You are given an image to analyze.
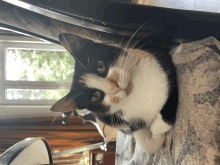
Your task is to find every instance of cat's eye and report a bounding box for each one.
[91,91,101,102]
[97,61,105,74]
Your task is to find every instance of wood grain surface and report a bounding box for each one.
[0,115,103,154]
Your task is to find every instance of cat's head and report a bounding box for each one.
[51,34,141,114]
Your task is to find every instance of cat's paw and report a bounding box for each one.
[134,128,165,154]
[116,90,126,100]
[150,113,172,135]
[110,96,121,104]
[109,90,127,105]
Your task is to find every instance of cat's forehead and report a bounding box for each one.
[69,39,125,92]
[79,42,122,60]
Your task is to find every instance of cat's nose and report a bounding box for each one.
[105,78,120,95]
[108,79,118,87]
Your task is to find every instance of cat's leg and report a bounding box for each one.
[150,113,172,135]
[97,112,129,129]
[133,128,165,153]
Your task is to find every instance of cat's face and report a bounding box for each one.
[51,34,142,114]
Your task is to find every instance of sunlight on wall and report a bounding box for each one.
[131,0,220,13]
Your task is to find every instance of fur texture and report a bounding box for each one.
[51,33,178,153]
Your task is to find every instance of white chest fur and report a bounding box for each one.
[81,48,169,127]
[110,49,169,126]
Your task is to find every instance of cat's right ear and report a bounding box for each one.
[58,33,90,57]
[50,93,78,112]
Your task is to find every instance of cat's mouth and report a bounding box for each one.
[105,78,133,96]
[106,68,134,96]
[105,78,133,105]
[124,81,133,96]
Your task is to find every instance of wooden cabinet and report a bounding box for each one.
[91,142,116,165]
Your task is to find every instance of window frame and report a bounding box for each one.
[0,41,72,106]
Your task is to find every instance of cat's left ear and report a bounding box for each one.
[58,33,91,57]
[50,93,78,112]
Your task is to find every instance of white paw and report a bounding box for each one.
[150,113,172,135]
[115,90,126,101]
[134,128,165,154]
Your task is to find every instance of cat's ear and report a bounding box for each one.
[50,94,78,112]
[58,33,91,56]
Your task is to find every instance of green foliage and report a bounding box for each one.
[8,49,75,82]
[40,89,68,100]
[7,49,74,99]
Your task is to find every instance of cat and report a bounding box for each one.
[51,33,178,154]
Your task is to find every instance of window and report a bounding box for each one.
[0,41,73,106]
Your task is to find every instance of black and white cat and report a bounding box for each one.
[51,33,178,153]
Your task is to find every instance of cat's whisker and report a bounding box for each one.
[122,46,140,81]
[124,43,134,65]
[51,92,83,125]
[65,93,84,110]
[133,41,152,56]
[76,95,87,109]
[122,50,136,85]
[88,57,98,75]
[124,45,151,78]
[121,30,155,84]
[81,95,88,109]
[117,54,124,83]
[108,61,113,69]
[51,93,82,125]
[91,57,96,69]
[51,112,60,126]
[121,49,133,85]
[127,57,140,75]
[121,25,152,79]
[125,55,137,72]
[88,52,92,68]
[125,51,135,69]
[131,29,157,50]
[123,23,148,51]
[118,37,124,48]
[131,23,149,48]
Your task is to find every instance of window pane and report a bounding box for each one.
[6,89,69,100]
[6,49,75,82]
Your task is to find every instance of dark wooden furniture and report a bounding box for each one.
[91,143,116,165]
[0,116,103,154]
[1,0,220,47]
